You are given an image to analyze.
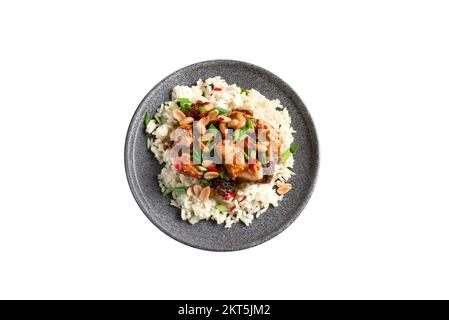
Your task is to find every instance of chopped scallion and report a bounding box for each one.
[163,187,173,196]
[282,145,299,161]
[282,149,292,162]
[144,112,151,126]
[177,98,192,111]
[209,123,218,135]
[215,204,228,212]
[177,98,192,104]
[246,119,254,130]
[173,187,186,194]
[216,106,231,115]
[233,127,248,142]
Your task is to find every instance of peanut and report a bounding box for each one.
[172,109,186,122]
[201,132,214,142]
[193,184,202,196]
[204,103,215,112]
[204,171,220,180]
[199,186,211,201]
[219,122,228,135]
[199,116,210,126]
[179,117,194,126]
[277,183,292,195]
[217,115,231,123]
[201,159,215,167]
[227,119,240,129]
[208,109,219,121]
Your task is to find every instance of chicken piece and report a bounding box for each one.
[228,111,248,128]
[170,124,203,179]
[225,163,247,180]
[174,162,203,179]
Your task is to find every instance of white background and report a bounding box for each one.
[0,0,448,300]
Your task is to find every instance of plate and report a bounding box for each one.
[125,60,319,251]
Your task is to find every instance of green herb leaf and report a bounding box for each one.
[163,187,173,196]
[200,179,209,186]
[246,118,254,130]
[197,165,208,172]
[290,145,299,153]
[173,187,186,194]
[216,106,231,115]
[144,112,151,126]
[243,151,249,160]
[199,107,206,114]
[215,204,228,213]
[154,114,161,124]
[240,88,249,94]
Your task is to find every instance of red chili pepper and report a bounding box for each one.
[199,114,206,118]
[238,196,247,203]
[223,192,236,200]
[230,205,236,212]
[213,87,222,91]
[207,166,221,173]
[174,162,183,172]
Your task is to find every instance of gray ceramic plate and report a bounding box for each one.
[125,60,319,251]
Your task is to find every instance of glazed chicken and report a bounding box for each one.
[170,109,279,184]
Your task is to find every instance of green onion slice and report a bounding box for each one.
[215,204,228,212]
[216,106,231,115]
[209,123,218,134]
[173,187,186,194]
[163,187,173,196]
[246,119,254,130]
[282,149,292,162]
[177,98,192,104]
[144,112,151,126]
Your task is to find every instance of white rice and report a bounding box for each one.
[146,77,295,228]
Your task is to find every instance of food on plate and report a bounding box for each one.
[145,77,297,228]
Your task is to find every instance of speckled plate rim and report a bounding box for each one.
[125,59,319,251]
